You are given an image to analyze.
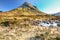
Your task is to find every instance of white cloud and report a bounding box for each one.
[44,8,60,14]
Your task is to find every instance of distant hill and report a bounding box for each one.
[53,12,60,16]
[0,11,2,12]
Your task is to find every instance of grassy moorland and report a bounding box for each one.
[0,15,59,40]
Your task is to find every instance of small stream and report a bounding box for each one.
[38,20,60,27]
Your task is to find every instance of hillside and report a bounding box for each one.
[0,2,58,21]
[0,2,46,16]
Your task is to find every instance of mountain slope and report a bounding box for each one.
[0,2,58,21]
[0,2,46,17]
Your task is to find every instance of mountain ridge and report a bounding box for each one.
[21,2,38,10]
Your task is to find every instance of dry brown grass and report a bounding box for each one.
[0,16,59,40]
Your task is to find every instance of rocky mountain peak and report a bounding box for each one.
[21,2,38,10]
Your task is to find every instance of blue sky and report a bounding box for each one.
[0,0,60,14]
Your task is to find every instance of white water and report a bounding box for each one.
[38,20,60,27]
